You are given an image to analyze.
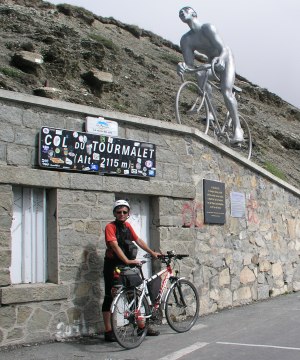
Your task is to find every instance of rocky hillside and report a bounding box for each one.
[0,0,299,189]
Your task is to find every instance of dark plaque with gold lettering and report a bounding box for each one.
[203,179,225,224]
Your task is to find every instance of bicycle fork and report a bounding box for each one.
[165,277,188,311]
[187,95,206,115]
[172,281,187,308]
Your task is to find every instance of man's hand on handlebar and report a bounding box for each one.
[212,56,225,72]
[143,251,162,260]
[177,62,197,75]
[151,250,162,259]
[177,61,187,76]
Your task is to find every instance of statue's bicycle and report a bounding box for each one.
[175,62,252,160]
[110,251,199,349]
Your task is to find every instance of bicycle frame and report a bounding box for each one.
[184,65,234,141]
[137,262,179,317]
[110,253,190,314]
[116,254,189,321]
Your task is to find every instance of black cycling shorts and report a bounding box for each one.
[102,259,122,312]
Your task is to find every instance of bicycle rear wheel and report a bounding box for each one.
[111,288,150,349]
[165,279,199,333]
[175,81,210,133]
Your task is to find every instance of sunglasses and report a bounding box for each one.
[116,210,128,215]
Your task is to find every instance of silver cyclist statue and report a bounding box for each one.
[177,6,244,143]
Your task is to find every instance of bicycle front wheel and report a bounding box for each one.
[175,81,210,133]
[165,279,199,333]
[111,288,150,349]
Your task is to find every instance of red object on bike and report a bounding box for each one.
[113,268,120,279]
[135,310,145,329]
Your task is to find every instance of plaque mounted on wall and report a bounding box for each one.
[203,179,226,224]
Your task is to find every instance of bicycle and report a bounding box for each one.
[110,251,199,349]
[175,62,252,160]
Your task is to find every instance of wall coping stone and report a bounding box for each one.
[0,166,195,198]
[0,89,299,197]
[0,283,69,304]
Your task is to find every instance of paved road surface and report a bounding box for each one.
[1,292,300,360]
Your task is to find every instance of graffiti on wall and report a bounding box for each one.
[246,194,260,224]
[56,321,81,341]
[181,201,204,228]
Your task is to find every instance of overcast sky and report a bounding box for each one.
[48,0,300,108]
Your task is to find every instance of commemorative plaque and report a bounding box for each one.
[203,179,225,224]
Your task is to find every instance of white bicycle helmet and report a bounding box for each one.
[113,199,130,212]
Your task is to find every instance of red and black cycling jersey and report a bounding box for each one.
[105,221,138,260]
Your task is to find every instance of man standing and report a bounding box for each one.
[177,6,244,143]
[102,199,160,342]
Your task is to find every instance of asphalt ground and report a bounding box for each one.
[1,291,300,360]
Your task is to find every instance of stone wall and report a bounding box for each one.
[0,89,299,347]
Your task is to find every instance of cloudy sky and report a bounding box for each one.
[48,0,300,108]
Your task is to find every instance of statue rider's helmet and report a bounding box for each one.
[179,7,197,18]
[113,199,130,214]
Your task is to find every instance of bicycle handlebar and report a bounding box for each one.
[184,63,212,73]
[142,251,189,264]
[157,252,189,263]
[180,59,220,83]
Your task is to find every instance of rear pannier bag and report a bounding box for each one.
[120,267,143,287]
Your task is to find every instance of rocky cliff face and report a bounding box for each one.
[1,0,299,188]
